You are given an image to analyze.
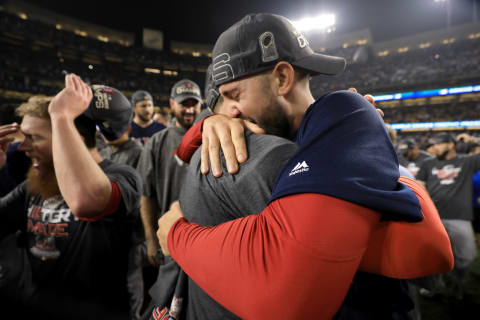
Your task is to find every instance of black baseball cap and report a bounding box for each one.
[211,13,346,87]
[170,79,202,104]
[131,90,153,107]
[397,139,417,153]
[83,85,133,141]
[428,132,456,145]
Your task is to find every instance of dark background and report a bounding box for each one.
[23,0,480,45]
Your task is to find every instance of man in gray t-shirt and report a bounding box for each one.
[417,132,480,299]
[137,80,202,268]
[149,119,297,320]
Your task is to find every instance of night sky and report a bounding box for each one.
[24,0,479,45]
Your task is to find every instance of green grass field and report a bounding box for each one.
[419,248,480,320]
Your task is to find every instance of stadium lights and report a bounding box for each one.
[291,14,336,32]
[373,85,480,102]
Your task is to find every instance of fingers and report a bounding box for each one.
[0,124,19,150]
[376,108,385,118]
[364,94,375,106]
[65,73,74,90]
[243,120,265,135]
[0,123,20,138]
[350,89,384,119]
[201,134,210,175]
[208,128,223,177]
[201,115,250,177]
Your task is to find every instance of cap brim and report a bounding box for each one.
[174,94,202,104]
[293,53,346,76]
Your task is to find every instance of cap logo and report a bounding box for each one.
[93,86,112,110]
[259,31,279,63]
[213,53,234,83]
[176,84,201,96]
[292,29,309,49]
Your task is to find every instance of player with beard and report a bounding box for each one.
[156,14,453,319]
[136,79,202,307]
[130,90,166,145]
[0,75,142,320]
[417,132,480,300]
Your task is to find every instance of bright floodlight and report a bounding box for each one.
[291,14,336,32]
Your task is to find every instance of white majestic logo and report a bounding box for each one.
[289,161,310,176]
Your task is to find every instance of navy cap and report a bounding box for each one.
[211,13,346,87]
[131,90,153,107]
[83,85,133,141]
[170,79,202,103]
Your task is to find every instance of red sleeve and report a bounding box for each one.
[173,117,206,163]
[78,181,122,222]
[168,193,380,319]
[360,177,454,278]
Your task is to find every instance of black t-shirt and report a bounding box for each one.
[130,121,166,145]
[0,159,142,315]
[417,153,480,220]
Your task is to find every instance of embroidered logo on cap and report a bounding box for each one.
[213,53,235,83]
[292,29,309,49]
[259,31,279,63]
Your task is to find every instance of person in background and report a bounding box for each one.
[386,125,415,179]
[103,125,145,320]
[0,102,30,197]
[130,90,166,145]
[397,138,433,178]
[136,79,202,313]
[153,107,170,127]
[417,132,480,300]
[0,76,142,319]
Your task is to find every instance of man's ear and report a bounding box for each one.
[272,61,295,96]
[169,98,175,111]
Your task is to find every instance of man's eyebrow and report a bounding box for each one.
[221,87,239,97]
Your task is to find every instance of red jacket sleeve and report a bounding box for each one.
[360,177,454,278]
[173,117,206,163]
[168,194,380,319]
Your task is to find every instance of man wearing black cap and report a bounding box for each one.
[130,90,166,145]
[156,13,453,319]
[0,75,142,319]
[136,79,201,269]
[417,132,480,300]
[397,138,433,178]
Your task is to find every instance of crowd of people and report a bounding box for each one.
[0,9,479,320]
[2,11,480,104]
[383,100,480,123]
